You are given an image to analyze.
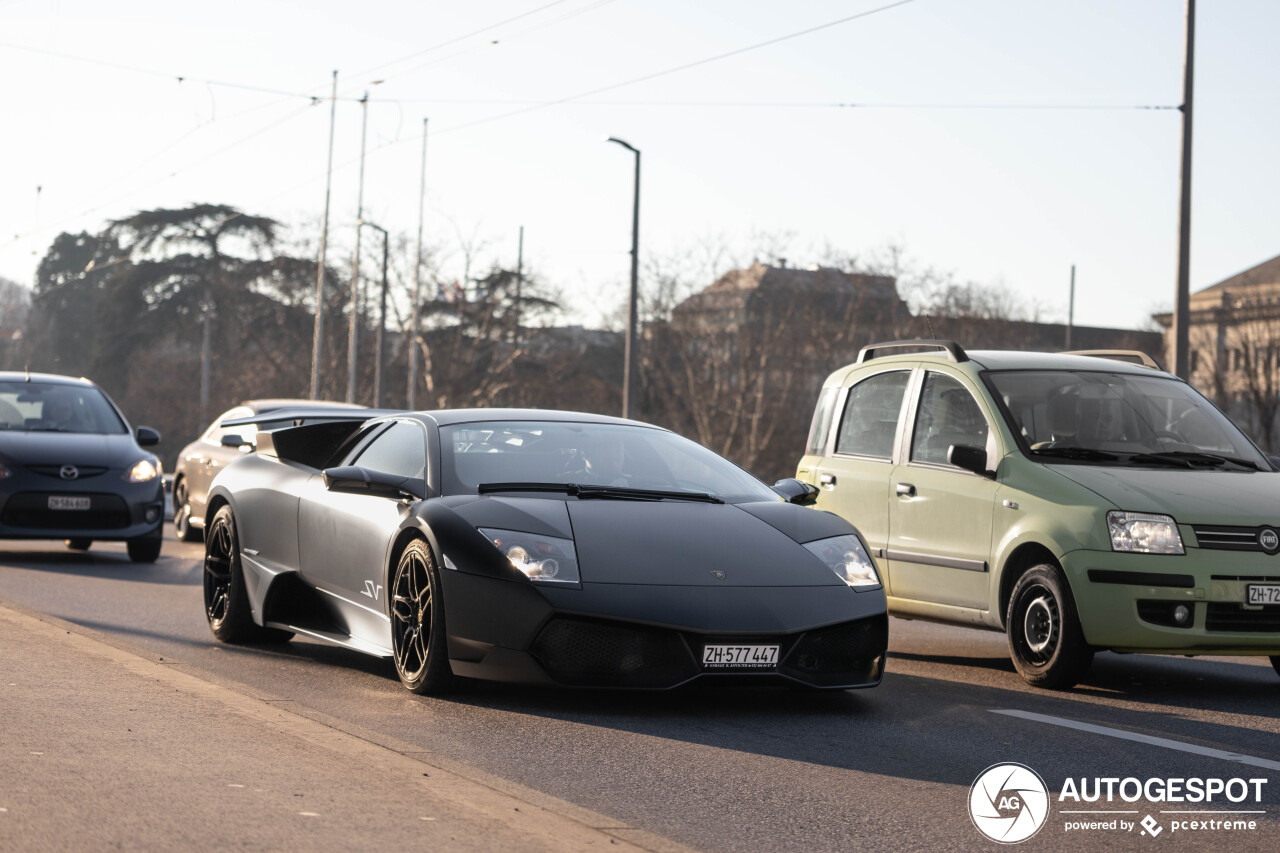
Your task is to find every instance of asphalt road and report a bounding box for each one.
[2,531,1278,852]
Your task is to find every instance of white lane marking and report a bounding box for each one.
[993,710,1280,772]
[227,784,244,788]
[298,812,320,817]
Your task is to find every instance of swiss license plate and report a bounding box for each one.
[48,496,91,511]
[702,644,779,669]
[1246,584,1280,605]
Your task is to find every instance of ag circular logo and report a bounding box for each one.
[969,763,1050,844]
[1259,528,1279,554]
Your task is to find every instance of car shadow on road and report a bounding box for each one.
[0,548,202,585]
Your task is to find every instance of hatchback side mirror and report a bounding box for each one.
[772,477,820,506]
[135,426,161,447]
[221,434,252,449]
[948,444,993,478]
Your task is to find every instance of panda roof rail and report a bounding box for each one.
[856,340,968,364]
[1063,350,1163,370]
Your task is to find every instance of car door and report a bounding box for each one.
[297,419,429,615]
[886,369,1000,610]
[186,406,251,523]
[811,368,914,595]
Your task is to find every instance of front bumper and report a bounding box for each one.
[439,571,889,689]
[0,479,165,542]
[1065,548,1280,654]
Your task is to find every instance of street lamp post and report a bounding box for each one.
[361,220,391,409]
[606,136,640,420]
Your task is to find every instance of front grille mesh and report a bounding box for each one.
[1205,603,1280,633]
[0,493,131,530]
[780,614,888,687]
[531,618,698,688]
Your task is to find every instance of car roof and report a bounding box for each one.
[830,349,1172,380]
[242,398,365,414]
[416,408,663,429]
[0,371,98,388]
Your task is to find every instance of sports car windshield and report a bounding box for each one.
[441,421,779,503]
[987,370,1269,469]
[0,381,126,434]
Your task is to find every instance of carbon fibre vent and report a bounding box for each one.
[780,614,888,687]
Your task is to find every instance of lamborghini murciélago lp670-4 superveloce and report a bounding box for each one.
[201,408,888,693]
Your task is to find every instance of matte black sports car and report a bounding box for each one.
[172,399,367,542]
[0,372,165,562]
[203,409,888,692]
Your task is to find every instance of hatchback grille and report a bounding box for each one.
[27,465,110,480]
[1193,525,1271,552]
[1204,603,1280,633]
[0,493,131,530]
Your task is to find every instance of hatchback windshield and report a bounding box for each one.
[441,421,778,503]
[0,381,126,434]
[986,370,1269,469]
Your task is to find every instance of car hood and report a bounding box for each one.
[566,500,841,587]
[1047,465,1280,526]
[0,431,143,468]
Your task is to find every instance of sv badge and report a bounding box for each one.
[362,580,383,601]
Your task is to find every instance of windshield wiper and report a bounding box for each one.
[477,482,723,503]
[1129,451,1260,471]
[1030,446,1120,462]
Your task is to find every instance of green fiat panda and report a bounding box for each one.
[797,340,1280,688]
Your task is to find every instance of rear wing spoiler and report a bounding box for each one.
[221,408,401,470]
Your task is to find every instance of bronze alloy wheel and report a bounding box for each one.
[390,539,454,694]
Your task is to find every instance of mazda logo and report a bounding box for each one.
[710,570,726,580]
[59,465,79,480]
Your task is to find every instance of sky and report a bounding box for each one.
[3,0,1279,333]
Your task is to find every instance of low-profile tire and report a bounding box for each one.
[1006,564,1093,689]
[390,538,454,694]
[1271,656,1280,679]
[65,538,92,552]
[173,478,202,543]
[127,536,162,563]
[203,506,292,644]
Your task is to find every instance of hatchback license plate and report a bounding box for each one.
[1246,584,1280,605]
[48,496,91,511]
[702,644,779,669]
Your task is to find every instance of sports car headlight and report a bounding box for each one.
[125,458,161,483]
[478,528,581,585]
[804,534,881,589]
[1107,511,1184,555]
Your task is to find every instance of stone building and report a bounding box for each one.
[1154,254,1280,451]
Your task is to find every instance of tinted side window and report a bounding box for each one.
[835,371,911,458]
[911,373,990,465]
[353,421,427,479]
[805,387,839,456]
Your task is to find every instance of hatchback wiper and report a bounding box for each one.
[1129,451,1260,471]
[1030,446,1120,462]
[478,482,723,503]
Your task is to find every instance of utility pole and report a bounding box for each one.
[408,118,428,410]
[346,92,369,404]
[362,222,390,409]
[1065,264,1075,350]
[514,225,524,345]
[310,70,338,400]
[1171,0,1196,379]
[606,137,641,420]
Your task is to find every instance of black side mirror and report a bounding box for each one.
[948,444,993,478]
[221,434,252,449]
[772,477,820,506]
[135,426,161,447]
[323,466,426,501]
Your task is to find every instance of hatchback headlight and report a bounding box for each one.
[1108,511,1184,555]
[804,534,881,589]
[478,528,581,585]
[125,458,161,483]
